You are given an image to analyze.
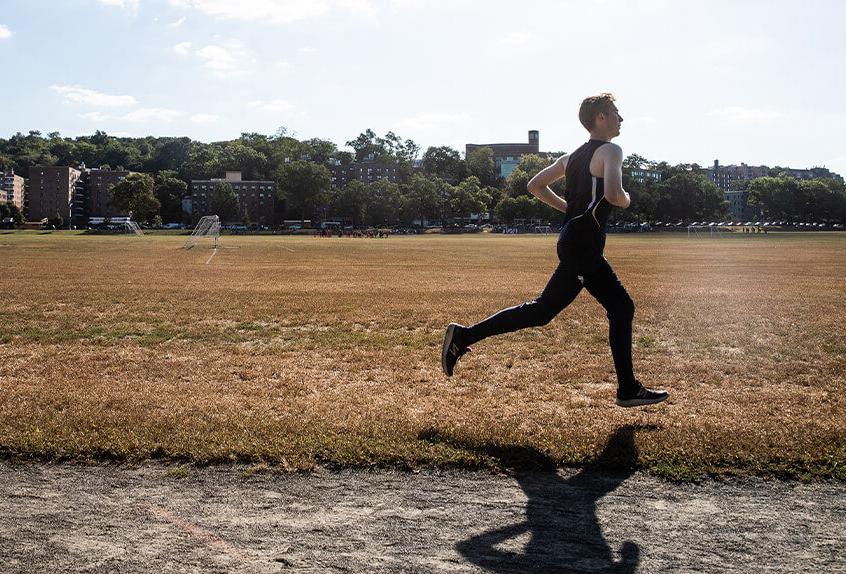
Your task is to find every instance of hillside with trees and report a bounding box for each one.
[1,130,843,227]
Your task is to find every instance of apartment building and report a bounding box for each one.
[330,161,400,189]
[85,168,131,220]
[27,166,82,223]
[703,160,769,191]
[190,171,277,223]
[466,130,540,178]
[2,169,25,210]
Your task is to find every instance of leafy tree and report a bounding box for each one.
[102,140,142,171]
[494,195,546,224]
[494,196,520,224]
[747,177,800,220]
[797,179,846,221]
[110,173,161,222]
[364,178,402,226]
[209,181,240,222]
[0,202,23,226]
[219,142,267,180]
[330,179,368,226]
[655,173,727,222]
[48,212,64,229]
[181,143,221,180]
[8,203,24,226]
[466,147,498,187]
[346,129,390,162]
[422,146,465,182]
[154,170,189,223]
[506,155,555,198]
[299,138,338,165]
[275,160,332,222]
[336,151,354,166]
[446,176,491,221]
[377,131,419,163]
[507,167,531,198]
[748,176,846,221]
[344,130,418,167]
[48,138,78,167]
[622,153,651,171]
[400,174,442,225]
[150,137,193,173]
[515,154,549,178]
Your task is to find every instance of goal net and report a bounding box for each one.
[184,215,221,249]
[687,225,729,238]
[124,221,144,236]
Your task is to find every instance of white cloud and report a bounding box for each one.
[0,25,12,40]
[248,99,294,112]
[120,107,185,122]
[169,0,330,24]
[173,41,193,55]
[175,41,254,76]
[388,0,423,11]
[168,0,383,23]
[298,47,317,54]
[501,31,531,46]
[50,84,138,107]
[189,113,219,124]
[396,112,470,130]
[195,44,239,71]
[168,16,187,27]
[95,0,140,12]
[706,106,786,122]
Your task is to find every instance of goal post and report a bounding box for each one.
[687,225,729,238]
[124,221,144,236]
[184,215,221,249]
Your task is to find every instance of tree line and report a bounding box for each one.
[1,129,844,227]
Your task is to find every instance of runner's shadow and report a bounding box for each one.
[420,424,651,573]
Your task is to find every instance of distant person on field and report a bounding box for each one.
[442,93,668,408]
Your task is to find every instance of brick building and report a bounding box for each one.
[27,166,82,223]
[702,160,769,191]
[190,171,277,223]
[330,161,400,189]
[2,169,25,210]
[84,168,131,221]
[466,130,540,178]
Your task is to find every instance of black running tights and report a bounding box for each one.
[463,254,637,390]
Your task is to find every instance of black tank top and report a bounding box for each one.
[559,139,613,257]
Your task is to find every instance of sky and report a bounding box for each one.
[1,0,845,174]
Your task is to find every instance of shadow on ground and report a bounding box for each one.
[420,424,654,573]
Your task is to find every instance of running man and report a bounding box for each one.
[442,93,668,408]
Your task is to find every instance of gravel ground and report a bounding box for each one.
[0,459,843,574]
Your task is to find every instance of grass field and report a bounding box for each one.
[0,230,844,480]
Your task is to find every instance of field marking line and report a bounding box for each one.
[142,502,249,561]
[206,248,218,265]
[282,246,295,252]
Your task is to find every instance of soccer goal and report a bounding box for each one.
[184,215,221,249]
[124,221,144,236]
[687,225,728,238]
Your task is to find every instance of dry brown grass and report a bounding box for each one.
[0,230,844,479]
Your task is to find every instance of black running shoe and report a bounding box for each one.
[616,382,669,408]
[442,323,470,377]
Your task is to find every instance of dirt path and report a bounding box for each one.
[1,461,843,574]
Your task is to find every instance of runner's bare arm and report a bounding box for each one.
[527,155,569,213]
[603,144,630,208]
